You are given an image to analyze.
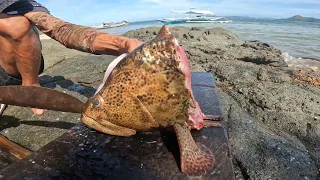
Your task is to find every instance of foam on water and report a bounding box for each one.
[282,52,320,71]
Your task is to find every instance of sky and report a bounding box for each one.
[37,0,320,26]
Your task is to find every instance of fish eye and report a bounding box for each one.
[92,99,100,107]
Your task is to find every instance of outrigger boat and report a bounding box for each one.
[157,8,232,24]
[92,20,129,30]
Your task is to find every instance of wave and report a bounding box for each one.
[282,52,320,71]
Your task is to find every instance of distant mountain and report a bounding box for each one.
[283,15,320,22]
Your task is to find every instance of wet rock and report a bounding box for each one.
[40,40,90,71]
[218,89,319,180]
[124,26,320,179]
[124,26,287,67]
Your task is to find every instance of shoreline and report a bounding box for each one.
[39,29,320,72]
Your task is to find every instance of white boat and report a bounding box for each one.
[157,8,232,24]
[93,21,129,30]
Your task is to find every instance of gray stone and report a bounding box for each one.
[218,89,319,180]
[124,26,320,179]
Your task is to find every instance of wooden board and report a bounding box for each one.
[0,135,32,171]
[0,72,235,180]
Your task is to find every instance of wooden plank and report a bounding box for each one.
[0,72,235,180]
[0,135,32,171]
[0,135,32,160]
[191,72,224,120]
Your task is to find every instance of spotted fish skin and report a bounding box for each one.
[81,25,216,176]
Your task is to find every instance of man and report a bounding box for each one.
[0,0,143,115]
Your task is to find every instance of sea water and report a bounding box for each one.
[102,18,320,69]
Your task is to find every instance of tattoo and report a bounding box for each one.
[28,12,103,53]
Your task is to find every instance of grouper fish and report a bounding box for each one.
[81,25,218,176]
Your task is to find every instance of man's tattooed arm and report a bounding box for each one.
[24,12,129,55]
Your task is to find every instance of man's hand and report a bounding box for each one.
[118,38,143,54]
[91,34,144,56]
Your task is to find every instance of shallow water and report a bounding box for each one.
[102,18,320,65]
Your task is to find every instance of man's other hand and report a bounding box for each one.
[119,38,143,54]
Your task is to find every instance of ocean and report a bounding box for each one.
[102,17,320,68]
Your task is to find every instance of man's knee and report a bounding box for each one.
[0,13,34,40]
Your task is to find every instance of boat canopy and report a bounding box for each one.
[171,10,215,15]
[157,8,232,24]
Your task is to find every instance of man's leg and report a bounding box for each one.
[0,54,44,115]
[0,64,18,116]
[0,13,44,115]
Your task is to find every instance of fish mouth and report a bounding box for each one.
[81,113,109,133]
[82,113,95,124]
[81,114,103,131]
[81,114,136,136]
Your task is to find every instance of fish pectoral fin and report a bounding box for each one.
[127,92,159,129]
[173,123,215,176]
[82,114,136,137]
[99,83,159,131]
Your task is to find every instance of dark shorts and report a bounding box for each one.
[0,54,44,86]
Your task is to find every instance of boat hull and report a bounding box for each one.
[186,20,232,23]
[157,8,232,25]
[157,19,232,24]
[92,21,129,29]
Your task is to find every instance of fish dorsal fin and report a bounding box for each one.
[155,25,171,38]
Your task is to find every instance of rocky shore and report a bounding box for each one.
[1,26,319,179]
